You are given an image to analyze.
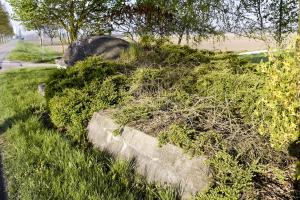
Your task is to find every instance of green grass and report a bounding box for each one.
[239,53,268,63]
[0,68,179,200]
[7,41,61,63]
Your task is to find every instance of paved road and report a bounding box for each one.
[0,40,18,66]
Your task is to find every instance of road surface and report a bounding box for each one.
[0,40,18,69]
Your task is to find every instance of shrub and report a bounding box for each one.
[114,98,159,125]
[195,68,264,121]
[254,53,300,149]
[118,40,243,68]
[49,75,129,143]
[47,58,131,143]
[130,67,195,96]
[196,152,256,200]
[45,57,132,101]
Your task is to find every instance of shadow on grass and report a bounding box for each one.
[0,154,7,200]
[0,106,52,135]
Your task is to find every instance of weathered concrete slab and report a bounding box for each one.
[87,111,210,199]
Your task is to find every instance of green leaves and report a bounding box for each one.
[0,3,13,38]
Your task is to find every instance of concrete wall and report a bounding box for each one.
[87,111,210,199]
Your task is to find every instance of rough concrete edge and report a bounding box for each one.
[87,111,211,199]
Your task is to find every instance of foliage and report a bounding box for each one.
[0,68,179,200]
[47,57,131,143]
[0,3,14,42]
[112,0,223,42]
[44,42,299,199]
[228,0,298,46]
[45,57,132,101]
[7,41,60,63]
[8,0,112,43]
[119,40,240,68]
[253,53,300,149]
[113,44,299,199]
[196,152,256,200]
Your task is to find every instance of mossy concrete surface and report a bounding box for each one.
[88,111,210,199]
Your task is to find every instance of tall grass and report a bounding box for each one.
[0,68,179,200]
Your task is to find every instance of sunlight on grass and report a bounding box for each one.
[7,42,61,63]
[0,68,179,200]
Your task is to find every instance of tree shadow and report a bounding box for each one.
[0,153,7,200]
[0,106,55,136]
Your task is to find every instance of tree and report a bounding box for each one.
[111,0,223,44]
[228,0,298,47]
[172,0,223,44]
[9,0,112,44]
[43,25,58,45]
[0,3,14,43]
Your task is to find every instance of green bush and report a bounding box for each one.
[113,48,298,199]
[45,57,132,101]
[45,43,299,199]
[49,74,129,143]
[119,40,242,68]
[195,68,264,121]
[254,53,300,149]
[196,152,256,200]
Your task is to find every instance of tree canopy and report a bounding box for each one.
[9,0,112,44]
[226,0,298,46]
[0,3,14,42]
[7,0,300,47]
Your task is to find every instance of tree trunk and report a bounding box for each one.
[178,31,184,45]
[68,24,78,44]
[58,35,65,54]
[186,29,190,45]
[277,0,283,47]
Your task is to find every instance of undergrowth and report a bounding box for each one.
[45,41,299,199]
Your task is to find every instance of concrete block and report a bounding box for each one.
[87,111,210,199]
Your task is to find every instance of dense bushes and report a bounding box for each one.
[45,57,132,101]
[253,54,300,149]
[119,40,246,68]
[45,43,299,199]
[114,48,299,199]
[46,57,131,143]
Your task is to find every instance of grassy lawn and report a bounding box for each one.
[7,42,61,63]
[0,68,178,200]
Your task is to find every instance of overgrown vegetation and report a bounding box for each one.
[0,68,179,200]
[5,41,298,199]
[7,41,60,63]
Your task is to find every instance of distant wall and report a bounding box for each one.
[88,111,210,199]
